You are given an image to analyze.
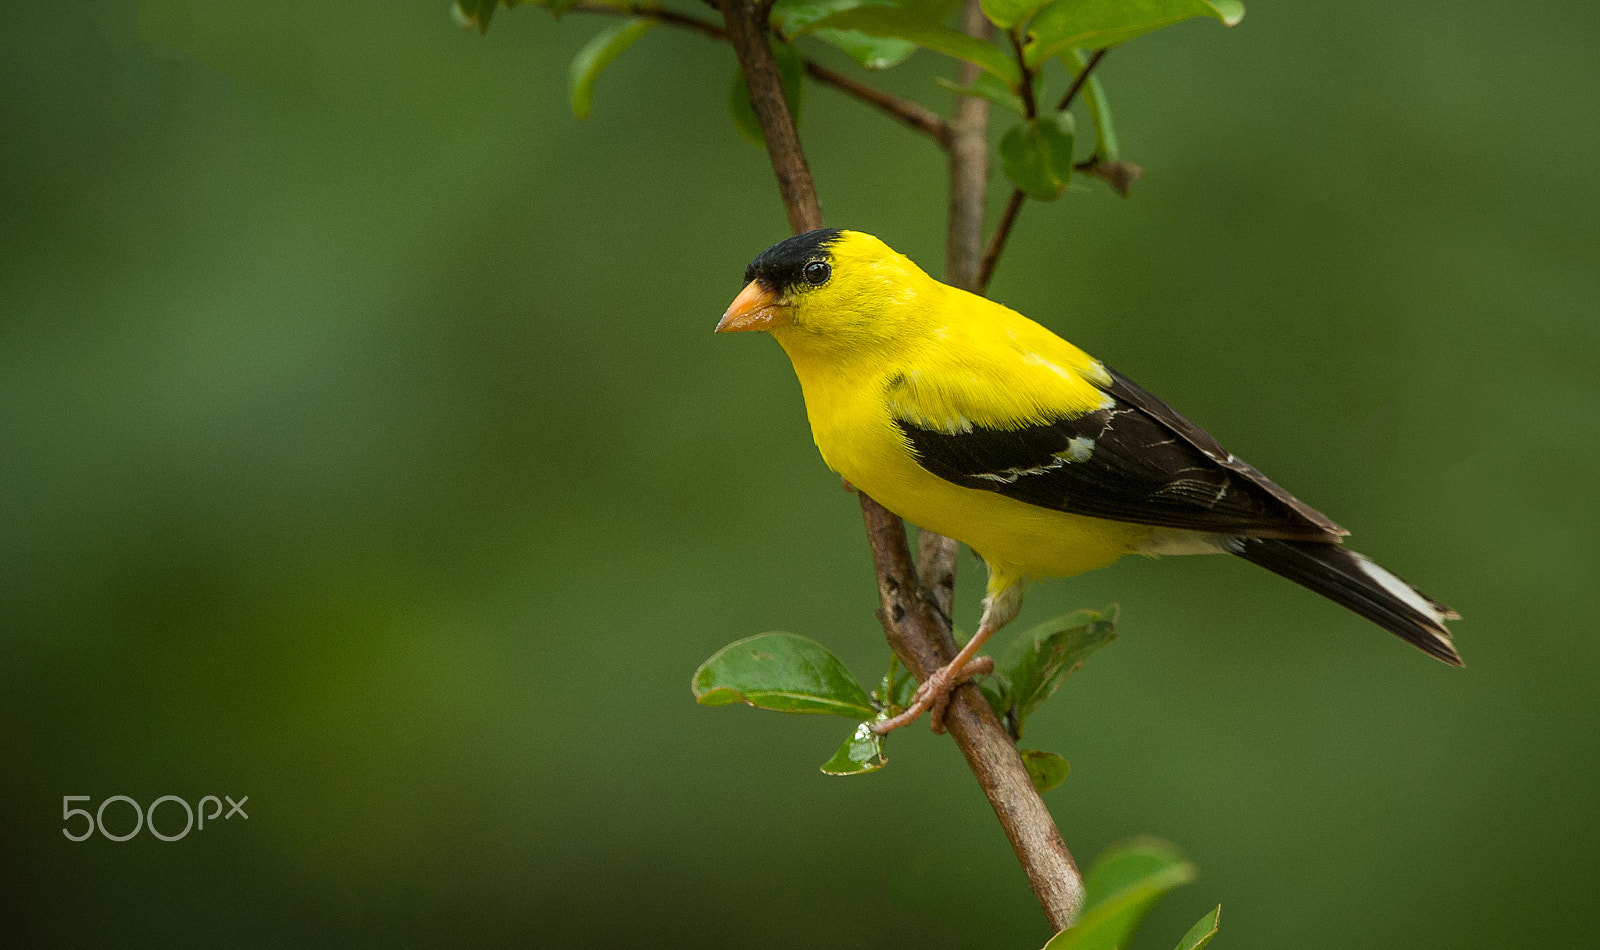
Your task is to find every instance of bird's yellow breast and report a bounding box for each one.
[772,284,1155,592]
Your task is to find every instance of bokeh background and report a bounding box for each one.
[4,1,1597,946]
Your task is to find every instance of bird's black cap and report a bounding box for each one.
[744,228,843,291]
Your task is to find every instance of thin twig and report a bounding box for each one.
[976,48,1111,294]
[568,3,728,40]
[1056,47,1108,112]
[976,187,1025,294]
[1008,28,1039,119]
[805,61,951,147]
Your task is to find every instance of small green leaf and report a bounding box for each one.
[821,721,889,774]
[772,0,869,31]
[1084,839,1196,908]
[816,29,920,69]
[998,112,1076,201]
[1043,839,1198,950]
[728,41,805,145]
[1026,0,1243,67]
[998,605,1116,731]
[980,680,1008,723]
[1019,749,1070,792]
[989,606,1115,736]
[980,0,1051,30]
[935,72,1025,115]
[1175,905,1221,950]
[876,660,919,710]
[798,6,1022,88]
[693,632,877,718]
[773,0,918,69]
[1037,110,1076,187]
[568,18,658,119]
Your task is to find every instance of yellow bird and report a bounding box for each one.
[718,229,1460,733]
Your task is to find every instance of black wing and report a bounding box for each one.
[893,366,1345,541]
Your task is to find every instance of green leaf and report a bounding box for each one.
[1175,905,1221,950]
[798,6,1023,88]
[821,721,889,774]
[568,18,658,120]
[1043,839,1198,950]
[693,632,877,718]
[815,29,919,69]
[991,607,1116,734]
[935,72,1025,115]
[773,0,918,70]
[774,0,880,30]
[999,112,1076,201]
[728,41,806,145]
[875,660,919,710]
[980,0,1052,30]
[980,680,1009,723]
[1019,749,1070,792]
[1026,0,1244,67]
[995,605,1116,733]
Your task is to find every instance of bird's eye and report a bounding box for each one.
[802,260,831,285]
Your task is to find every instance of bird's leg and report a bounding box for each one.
[872,582,1024,735]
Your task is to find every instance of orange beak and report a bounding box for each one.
[716,280,792,333]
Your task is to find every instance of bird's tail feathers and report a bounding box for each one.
[1232,538,1462,666]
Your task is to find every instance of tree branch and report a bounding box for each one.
[717,0,1084,929]
[860,495,1085,932]
[718,0,823,232]
[943,0,992,294]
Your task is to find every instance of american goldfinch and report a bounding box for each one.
[718,229,1460,733]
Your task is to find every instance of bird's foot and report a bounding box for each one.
[871,655,994,735]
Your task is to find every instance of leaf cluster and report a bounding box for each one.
[691,608,1115,790]
[456,0,1242,199]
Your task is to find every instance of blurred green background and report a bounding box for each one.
[3,1,1597,946]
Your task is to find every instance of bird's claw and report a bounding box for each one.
[871,655,994,735]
